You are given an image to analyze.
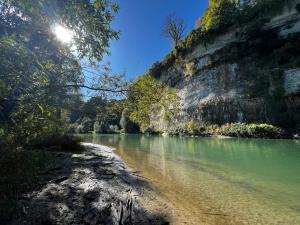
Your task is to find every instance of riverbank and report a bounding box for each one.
[86,122,298,139]
[5,143,170,225]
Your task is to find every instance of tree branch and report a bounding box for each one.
[62,84,129,93]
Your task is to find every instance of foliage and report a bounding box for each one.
[149,0,296,78]
[185,121,203,135]
[0,0,119,146]
[120,108,140,133]
[168,122,284,138]
[128,75,165,131]
[215,123,284,138]
[68,97,125,134]
[127,74,180,132]
[202,0,240,32]
[76,117,94,133]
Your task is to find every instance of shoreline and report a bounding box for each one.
[88,132,299,140]
[8,143,170,225]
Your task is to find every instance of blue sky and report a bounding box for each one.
[103,0,209,81]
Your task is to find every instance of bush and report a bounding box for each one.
[185,121,202,135]
[81,117,94,133]
[67,123,78,134]
[202,0,240,32]
[167,122,284,138]
[70,118,94,134]
[216,123,284,138]
[168,121,206,136]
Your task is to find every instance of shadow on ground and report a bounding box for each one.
[8,144,170,225]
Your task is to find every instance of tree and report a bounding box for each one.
[127,75,164,131]
[162,14,186,46]
[120,108,139,133]
[0,0,122,144]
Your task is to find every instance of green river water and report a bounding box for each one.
[80,134,300,224]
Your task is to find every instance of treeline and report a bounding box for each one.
[67,96,139,134]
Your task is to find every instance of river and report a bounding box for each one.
[79,134,300,224]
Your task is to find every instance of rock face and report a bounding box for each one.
[151,3,300,132]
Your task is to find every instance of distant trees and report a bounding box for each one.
[68,96,126,134]
[162,14,186,46]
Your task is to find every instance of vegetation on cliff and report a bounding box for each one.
[149,0,298,79]
[123,0,300,136]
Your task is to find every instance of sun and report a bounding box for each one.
[53,24,73,44]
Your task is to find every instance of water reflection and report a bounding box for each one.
[79,134,300,224]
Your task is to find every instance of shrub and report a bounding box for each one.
[167,121,207,136]
[202,0,240,32]
[185,121,201,135]
[168,123,284,138]
[67,123,78,134]
[216,123,284,138]
[81,117,94,133]
[149,62,163,78]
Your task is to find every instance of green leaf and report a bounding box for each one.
[1,37,14,46]
[38,105,44,114]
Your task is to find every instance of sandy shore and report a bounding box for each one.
[9,143,171,225]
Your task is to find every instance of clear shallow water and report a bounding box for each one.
[79,134,300,224]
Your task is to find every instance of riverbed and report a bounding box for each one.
[79,134,300,225]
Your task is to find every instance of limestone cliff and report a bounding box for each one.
[150,2,300,132]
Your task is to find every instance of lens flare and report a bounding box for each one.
[53,24,73,44]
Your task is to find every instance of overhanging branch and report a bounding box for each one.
[62,84,129,93]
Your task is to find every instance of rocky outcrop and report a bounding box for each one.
[151,3,300,132]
